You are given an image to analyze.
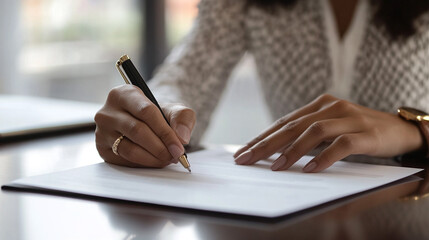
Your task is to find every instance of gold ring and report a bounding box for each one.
[112,135,124,156]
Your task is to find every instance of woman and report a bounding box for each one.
[95,0,429,172]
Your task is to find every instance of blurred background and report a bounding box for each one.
[0,0,271,144]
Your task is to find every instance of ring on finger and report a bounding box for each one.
[112,134,125,156]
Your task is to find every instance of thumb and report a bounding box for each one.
[162,103,196,144]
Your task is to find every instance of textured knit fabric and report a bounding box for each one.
[150,0,429,145]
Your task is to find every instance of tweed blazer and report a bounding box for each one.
[150,0,429,144]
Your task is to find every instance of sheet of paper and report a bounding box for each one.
[5,148,422,217]
[0,95,101,138]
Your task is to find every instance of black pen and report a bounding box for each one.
[116,54,191,172]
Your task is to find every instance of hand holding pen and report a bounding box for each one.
[94,55,195,171]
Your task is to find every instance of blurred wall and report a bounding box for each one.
[0,1,21,93]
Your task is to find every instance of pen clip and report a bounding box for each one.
[116,55,131,84]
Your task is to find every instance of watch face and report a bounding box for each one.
[398,107,429,121]
[401,107,427,116]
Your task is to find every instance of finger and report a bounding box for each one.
[99,110,176,164]
[117,86,186,160]
[108,136,171,168]
[235,102,347,165]
[98,133,170,168]
[100,148,145,168]
[234,126,299,166]
[271,117,366,171]
[162,104,196,144]
[302,132,376,173]
[234,94,337,157]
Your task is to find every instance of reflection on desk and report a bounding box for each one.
[1,132,429,240]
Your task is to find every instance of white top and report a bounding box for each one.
[323,0,368,100]
[149,0,429,145]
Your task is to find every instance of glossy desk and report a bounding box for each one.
[1,132,429,240]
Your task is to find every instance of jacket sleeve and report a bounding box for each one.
[149,0,248,145]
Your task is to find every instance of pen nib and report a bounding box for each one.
[178,155,191,173]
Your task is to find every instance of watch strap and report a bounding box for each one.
[419,120,429,158]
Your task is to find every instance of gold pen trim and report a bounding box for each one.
[179,155,191,173]
[118,54,130,63]
[116,54,131,84]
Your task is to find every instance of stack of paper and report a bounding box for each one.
[3,148,421,218]
[0,95,101,138]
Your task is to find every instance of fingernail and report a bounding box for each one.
[271,155,287,171]
[303,162,317,173]
[168,144,183,163]
[235,150,253,165]
[176,124,191,143]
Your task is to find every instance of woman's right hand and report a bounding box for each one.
[94,85,196,168]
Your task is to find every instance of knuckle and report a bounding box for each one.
[275,116,288,126]
[131,126,148,142]
[284,144,300,159]
[94,110,109,125]
[158,127,174,142]
[255,134,265,142]
[336,135,354,149]
[107,87,123,102]
[248,135,264,146]
[255,135,264,141]
[138,103,158,118]
[126,121,143,136]
[354,115,369,127]
[317,94,335,104]
[332,100,352,113]
[114,85,141,106]
[280,120,299,132]
[308,121,327,136]
[254,139,269,151]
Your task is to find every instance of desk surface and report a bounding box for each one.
[1,132,429,240]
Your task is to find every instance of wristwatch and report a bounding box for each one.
[398,107,429,158]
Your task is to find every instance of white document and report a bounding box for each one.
[0,95,101,138]
[6,148,422,217]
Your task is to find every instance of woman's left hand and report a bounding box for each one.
[233,94,424,173]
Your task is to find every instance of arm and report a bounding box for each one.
[150,0,248,146]
[94,0,247,167]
